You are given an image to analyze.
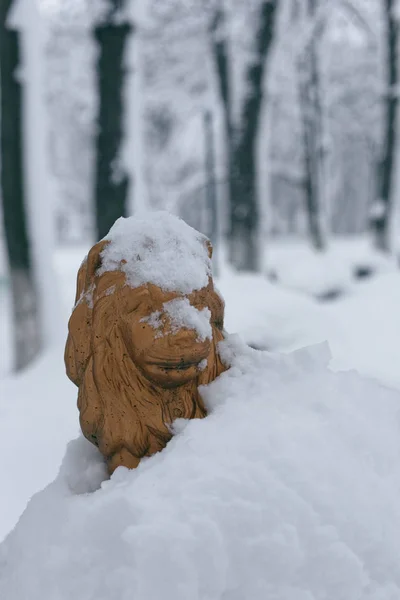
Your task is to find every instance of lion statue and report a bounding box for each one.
[65,215,226,474]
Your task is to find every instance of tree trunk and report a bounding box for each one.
[209,3,232,143]
[298,0,327,251]
[0,0,41,371]
[94,2,132,241]
[372,0,398,253]
[208,1,232,271]
[228,1,278,271]
[203,110,218,269]
[228,145,260,270]
[210,1,277,271]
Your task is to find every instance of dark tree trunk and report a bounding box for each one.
[209,4,232,143]
[94,1,132,241]
[210,1,278,271]
[208,1,231,272]
[298,0,326,251]
[229,147,259,270]
[372,0,398,253]
[228,1,278,271]
[203,110,218,251]
[0,0,41,371]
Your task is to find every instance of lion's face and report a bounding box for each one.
[117,280,224,388]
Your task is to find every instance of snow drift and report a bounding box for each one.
[1,338,400,600]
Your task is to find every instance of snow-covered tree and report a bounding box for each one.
[225,1,279,271]
[267,0,392,244]
[40,0,135,242]
[297,0,327,251]
[46,24,96,242]
[142,0,280,271]
[139,0,220,234]
[0,0,41,370]
[36,0,399,250]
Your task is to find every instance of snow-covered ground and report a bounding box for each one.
[219,237,400,389]
[265,237,398,299]
[0,235,399,599]
[1,338,400,600]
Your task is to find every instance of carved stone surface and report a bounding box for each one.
[65,216,226,474]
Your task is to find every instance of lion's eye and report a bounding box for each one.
[127,302,144,315]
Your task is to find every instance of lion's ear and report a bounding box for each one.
[205,239,213,260]
[72,240,108,305]
[85,240,109,288]
[74,256,88,306]
[65,241,109,387]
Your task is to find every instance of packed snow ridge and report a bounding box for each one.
[1,338,399,600]
[98,212,212,294]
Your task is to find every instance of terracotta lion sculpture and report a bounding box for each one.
[65,214,226,474]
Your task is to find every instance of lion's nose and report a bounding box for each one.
[169,334,211,360]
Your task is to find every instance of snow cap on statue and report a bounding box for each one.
[98,211,212,294]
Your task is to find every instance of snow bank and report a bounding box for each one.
[217,268,400,392]
[327,272,400,390]
[0,348,79,542]
[99,212,212,294]
[266,238,397,299]
[217,272,337,352]
[1,338,400,600]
